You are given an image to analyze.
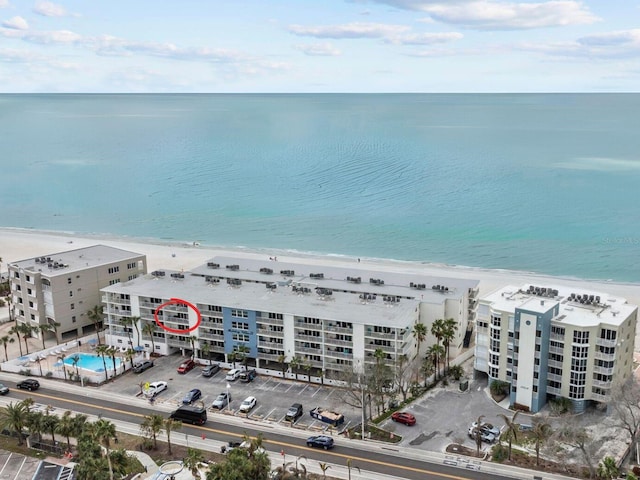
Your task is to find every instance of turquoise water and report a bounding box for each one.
[64,353,121,372]
[1,94,639,282]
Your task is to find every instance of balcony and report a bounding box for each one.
[548,345,564,355]
[198,331,223,341]
[596,338,617,348]
[296,333,323,342]
[257,352,283,362]
[590,391,608,402]
[547,373,562,383]
[547,359,563,369]
[257,326,284,337]
[324,349,353,359]
[294,321,322,330]
[365,330,395,340]
[326,338,353,347]
[549,333,565,342]
[296,345,322,354]
[594,351,616,362]
[257,317,283,326]
[592,379,613,389]
[166,338,191,348]
[593,365,614,375]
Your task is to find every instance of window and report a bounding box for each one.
[27,288,31,295]
[231,309,248,318]
[30,314,35,320]
[29,301,34,308]
[14,272,19,279]
[491,315,501,327]
[26,275,31,282]
[573,330,589,344]
[69,291,73,297]
[600,329,617,341]
[72,316,76,323]
[67,277,72,284]
[231,321,249,330]
[108,266,120,274]
[18,297,23,304]
[551,326,565,336]
[70,303,75,310]
[208,305,222,312]
[232,333,249,342]
[128,274,137,281]
[127,262,137,269]
[16,285,21,292]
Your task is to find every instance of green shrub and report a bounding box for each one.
[491,443,508,463]
[490,380,510,396]
[549,397,572,415]
[448,365,464,380]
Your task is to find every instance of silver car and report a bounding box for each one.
[212,392,232,409]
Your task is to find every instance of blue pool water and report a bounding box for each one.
[63,353,121,372]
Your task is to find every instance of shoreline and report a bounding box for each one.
[2,226,639,305]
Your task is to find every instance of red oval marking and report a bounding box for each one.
[154,297,202,334]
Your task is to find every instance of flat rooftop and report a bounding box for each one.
[483,284,638,328]
[190,255,479,303]
[10,244,145,276]
[103,269,420,328]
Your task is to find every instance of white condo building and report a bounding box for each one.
[474,284,637,413]
[8,245,147,342]
[102,256,479,380]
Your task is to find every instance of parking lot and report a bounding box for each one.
[100,355,365,431]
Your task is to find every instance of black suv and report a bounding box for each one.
[285,403,303,422]
[202,364,221,377]
[17,379,40,391]
[239,369,257,383]
[133,360,154,373]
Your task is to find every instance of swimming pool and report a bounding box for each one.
[63,353,121,372]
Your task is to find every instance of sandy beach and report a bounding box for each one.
[2,227,639,346]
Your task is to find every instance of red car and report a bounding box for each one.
[177,359,196,374]
[391,411,416,426]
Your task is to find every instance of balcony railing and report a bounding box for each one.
[594,351,616,361]
[592,379,613,389]
[596,338,617,348]
[593,366,615,375]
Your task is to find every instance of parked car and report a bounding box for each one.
[17,379,40,391]
[239,396,257,413]
[285,403,303,422]
[225,368,241,381]
[470,421,501,437]
[183,388,202,405]
[239,369,257,383]
[391,411,417,426]
[177,359,197,374]
[145,381,168,397]
[202,364,221,377]
[0,383,9,395]
[212,392,232,409]
[468,427,495,443]
[306,435,334,450]
[133,360,154,373]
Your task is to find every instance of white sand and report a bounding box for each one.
[2,227,639,344]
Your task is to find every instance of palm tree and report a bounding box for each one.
[597,456,619,480]
[142,322,156,353]
[124,348,135,371]
[0,335,15,362]
[129,315,142,347]
[497,411,520,461]
[471,415,485,456]
[26,410,45,440]
[421,354,435,386]
[319,462,331,480]
[200,341,211,360]
[183,447,204,480]
[34,356,44,377]
[70,354,81,379]
[95,345,110,382]
[18,323,36,355]
[164,417,182,455]
[42,410,59,444]
[441,318,457,372]
[531,419,552,466]
[86,305,103,344]
[289,356,301,381]
[49,320,61,345]
[425,344,445,381]
[93,418,117,480]
[431,318,445,351]
[411,323,427,358]
[56,353,68,381]
[277,353,288,377]
[0,401,29,445]
[56,411,75,451]
[140,413,164,449]
[302,361,312,383]
[8,325,22,357]
[346,458,360,480]
[37,323,55,350]
[106,346,118,376]
[119,317,134,348]
[188,335,198,359]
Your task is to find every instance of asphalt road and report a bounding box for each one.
[1,380,520,480]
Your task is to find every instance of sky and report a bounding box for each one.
[0,0,639,92]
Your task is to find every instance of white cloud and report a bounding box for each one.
[385,31,463,45]
[2,15,28,30]
[0,47,40,63]
[373,0,600,30]
[294,42,342,56]
[288,22,410,39]
[33,1,68,17]
[0,0,9,8]
[520,29,640,59]
[23,29,82,45]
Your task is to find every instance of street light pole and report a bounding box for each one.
[226,383,231,411]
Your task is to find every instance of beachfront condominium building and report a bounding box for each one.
[8,245,147,343]
[474,285,637,413]
[102,256,479,380]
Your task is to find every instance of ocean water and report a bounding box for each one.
[1,93,639,282]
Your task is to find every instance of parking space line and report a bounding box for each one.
[13,456,27,480]
[264,407,277,420]
[0,453,12,476]
[299,384,309,395]
[310,387,321,397]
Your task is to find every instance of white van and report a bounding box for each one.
[225,368,241,381]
